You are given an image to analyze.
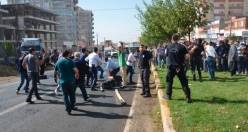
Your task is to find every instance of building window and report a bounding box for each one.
[44,0,48,3]
[246,3,248,7]
[236,3,242,7]
[229,3,234,7]
[44,5,50,10]
[241,21,244,27]
[235,22,237,27]
[36,4,40,7]
[36,0,40,2]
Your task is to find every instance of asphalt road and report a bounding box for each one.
[0,59,139,132]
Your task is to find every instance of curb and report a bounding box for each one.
[153,71,176,132]
[115,89,127,105]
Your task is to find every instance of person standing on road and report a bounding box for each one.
[50,49,59,83]
[16,52,29,94]
[97,52,104,79]
[228,40,239,76]
[111,42,127,88]
[22,48,47,104]
[55,50,79,115]
[80,48,91,87]
[126,49,137,84]
[73,52,90,101]
[138,45,156,97]
[163,34,193,103]
[85,47,106,91]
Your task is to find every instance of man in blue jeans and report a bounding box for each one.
[157,43,166,68]
[16,52,29,94]
[85,47,106,91]
[55,50,79,115]
[22,48,47,104]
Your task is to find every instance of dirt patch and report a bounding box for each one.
[0,64,19,83]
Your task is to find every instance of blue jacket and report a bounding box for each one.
[73,57,86,82]
[216,46,227,58]
[80,54,89,70]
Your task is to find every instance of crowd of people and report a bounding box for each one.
[15,41,157,115]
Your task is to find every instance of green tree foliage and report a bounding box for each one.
[226,34,239,41]
[136,0,213,45]
[1,41,15,56]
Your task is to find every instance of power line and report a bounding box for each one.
[91,7,146,11]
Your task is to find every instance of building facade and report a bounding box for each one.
[76,6,94,47]
[1,3,59,50]
[7,0,79,48]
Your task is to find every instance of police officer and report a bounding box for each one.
[163,34,195,103]
[138,45,157,97]
[188,39,204,81]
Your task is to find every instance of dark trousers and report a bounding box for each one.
[140,68,150,95]
[75,79,88,101]
[238,56,244,74]
[218,57,226,72]
[61,82,76,113]
[166,65,191,98]
[191,56,202,78]
[126,65,134,83]
[40,64,45,75]
[230,61,237,76]
[27,72,40,100]
[90,66,98,89]
[111,67,120,77]
[17,72,29,91]
[85,70,91,85]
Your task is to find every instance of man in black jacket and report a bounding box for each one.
[16,52,29,94]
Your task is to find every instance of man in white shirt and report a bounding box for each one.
[85,47,106,91]
[126,49,137,84]
[204,42,218,79]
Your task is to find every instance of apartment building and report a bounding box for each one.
[0,3,9,41]
[7,0,79,48]
[76,6,94,47]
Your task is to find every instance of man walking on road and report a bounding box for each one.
[163,34,193,103]
[80,48,91,87]
[85,47,106,91]
[16,52,29,94]
[50,49,59,83]
[73,52,90,101]
[138,45,156,97]
[55,50,79,115]
[22,48,47,104]
[111,42,127,88]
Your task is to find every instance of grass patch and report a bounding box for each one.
[157,68,248,132]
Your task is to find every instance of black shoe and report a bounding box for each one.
[55,79,57,84]
[193,74,196,81]
[163,95,171,100]
[36,97,43,100]
[91,88,97,91]
[129,82,136,85]
[84,97,92,102]
[186,98,193,103]
[99,77,104,79]
[143,94,151,97]
[25,90,29,93]
[71,106,78,110]
[26,100,35,104]
[66,111,71,115]
[140,93,146,96]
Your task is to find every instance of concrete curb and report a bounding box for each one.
[153,71,176,132]
[115,89,127,105]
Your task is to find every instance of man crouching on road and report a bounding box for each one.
[54,50,79,115]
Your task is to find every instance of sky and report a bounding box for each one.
[1,0,152,43]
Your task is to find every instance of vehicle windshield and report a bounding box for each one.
[111,49,116,52]
[21,45,41,52]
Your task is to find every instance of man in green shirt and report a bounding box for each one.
[54,50,79,115]
[111,42,127,88]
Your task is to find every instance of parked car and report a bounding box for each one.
[110,49,117,58]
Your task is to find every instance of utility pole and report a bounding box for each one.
[228,11,232,36]
[96,33,98,47]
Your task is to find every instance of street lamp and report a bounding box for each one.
[228,11,232,36]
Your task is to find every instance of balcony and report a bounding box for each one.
[229,0,243,2]
[215,6,225,9]
[214,0,225,2]
[214,13,225,16]
[92,22,94,25]
[229,6,243,9]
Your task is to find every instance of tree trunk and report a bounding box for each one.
[188,32,191,42]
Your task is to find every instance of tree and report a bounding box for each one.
[226,34,239,41]
[136,0,213,44]
[1,41,15,57]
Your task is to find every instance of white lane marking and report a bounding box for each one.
[0,71,54,87]
[123,75,140,132]
[0,91,54,116]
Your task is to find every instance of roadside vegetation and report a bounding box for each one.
[158,68,248,132]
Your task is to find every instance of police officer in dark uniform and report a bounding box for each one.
[188,39,204,81]
[163,34,194,103]
[138,44,156,97]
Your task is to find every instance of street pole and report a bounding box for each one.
[96,33,98,47]
[229,11,232,36]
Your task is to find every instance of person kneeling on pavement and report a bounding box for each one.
[104,57,121,86]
